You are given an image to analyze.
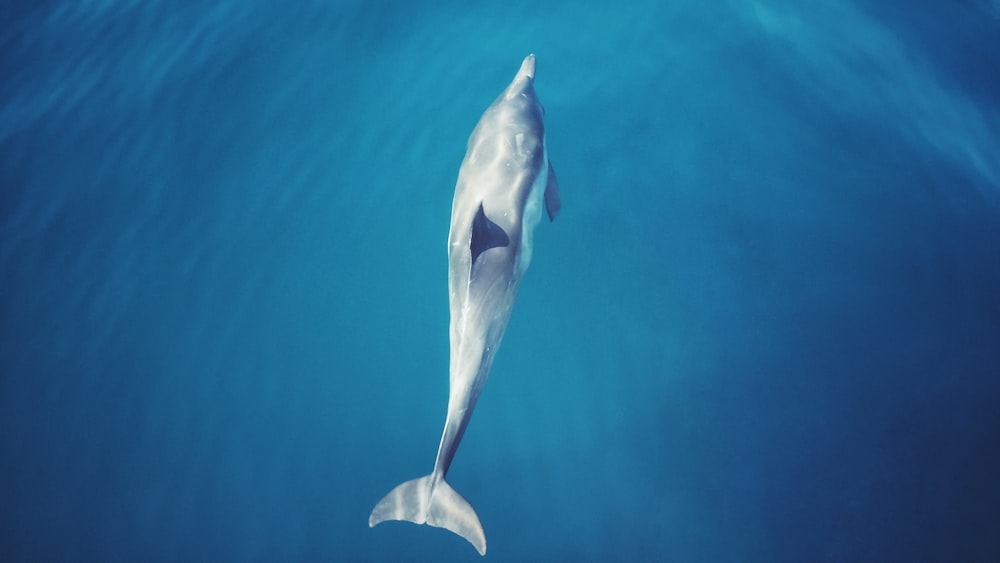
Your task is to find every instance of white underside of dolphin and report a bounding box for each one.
[368,54,561,556]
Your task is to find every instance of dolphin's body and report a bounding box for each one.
[368,54,560,556]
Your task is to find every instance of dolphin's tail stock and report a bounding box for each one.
[369,474,486,555]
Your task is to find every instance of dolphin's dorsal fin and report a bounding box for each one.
[471,203,509,266]
[544,162,561,221]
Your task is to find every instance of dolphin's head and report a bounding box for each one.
[502,54,538,103]
[516,54,535,81]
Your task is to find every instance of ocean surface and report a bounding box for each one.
[2,1,999,561]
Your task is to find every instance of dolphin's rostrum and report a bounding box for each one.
[368,54,560,556]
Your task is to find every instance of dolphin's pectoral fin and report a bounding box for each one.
[471,203,509,265]
[544,162,561,221]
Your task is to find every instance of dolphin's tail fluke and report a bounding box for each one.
[369,474,486,556]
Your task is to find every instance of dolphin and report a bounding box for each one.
[368,54,560,556]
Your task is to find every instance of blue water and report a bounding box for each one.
[3,1,999,561]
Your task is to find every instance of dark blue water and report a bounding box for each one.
[3,1,999,561]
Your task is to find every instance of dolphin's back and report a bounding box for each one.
[369,53,558,557]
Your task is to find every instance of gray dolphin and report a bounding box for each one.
[368,54,560,556]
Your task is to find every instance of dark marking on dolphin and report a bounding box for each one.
[470,203,510,269]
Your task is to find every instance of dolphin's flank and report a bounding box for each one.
[368,54,560,556]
